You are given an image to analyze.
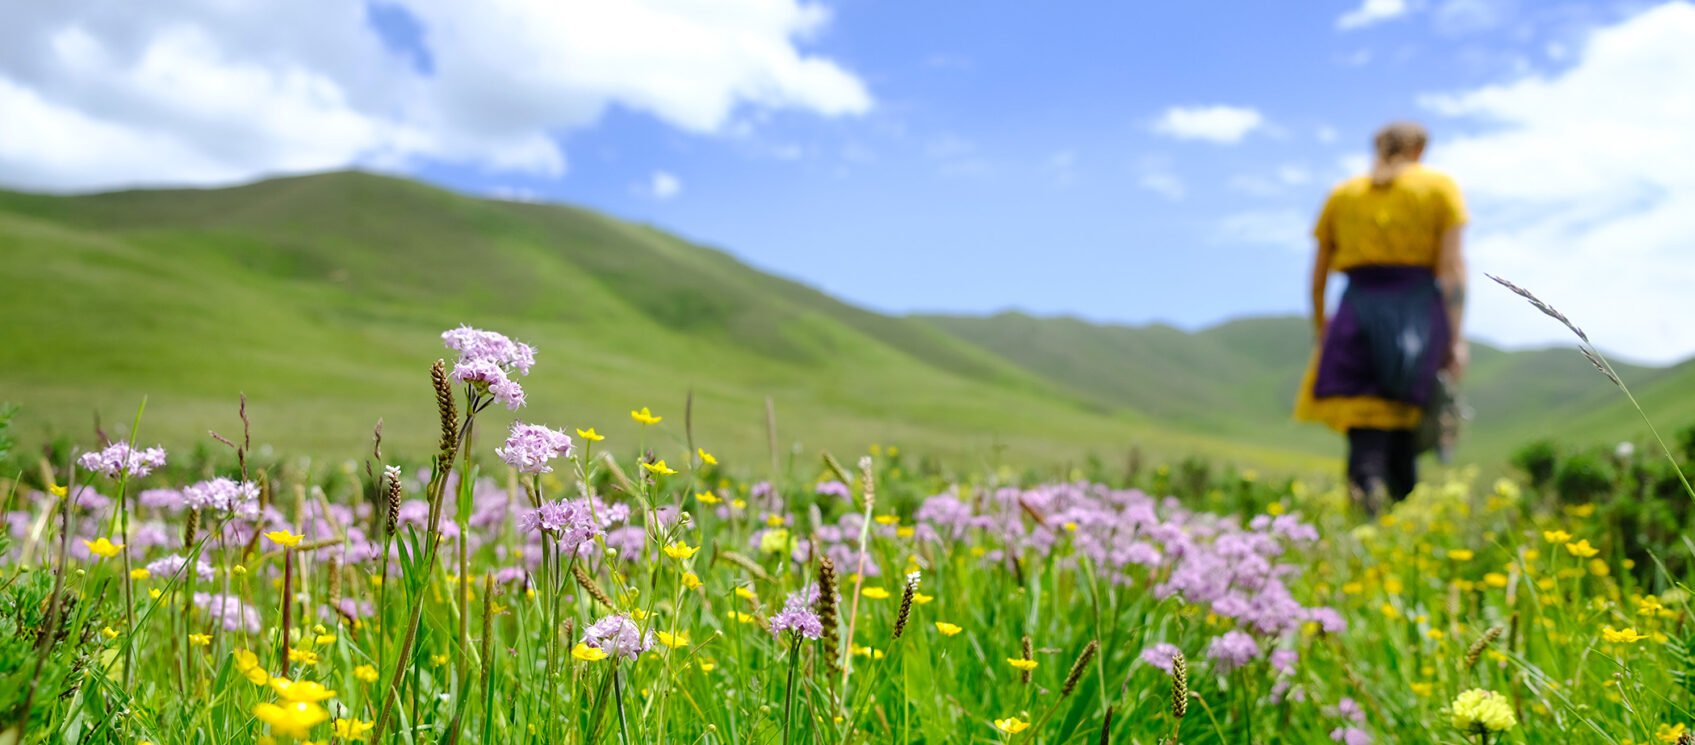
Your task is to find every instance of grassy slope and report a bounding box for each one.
[0,172,1323,471]
[920,312,1671,463]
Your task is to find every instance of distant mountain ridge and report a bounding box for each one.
[0,170,1679,468]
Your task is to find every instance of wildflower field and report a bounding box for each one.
[4,325,1695,745]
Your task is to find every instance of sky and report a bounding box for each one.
[2,0,1693,363]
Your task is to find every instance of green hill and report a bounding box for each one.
[0,171,1675,472]
[0,171,1317,471]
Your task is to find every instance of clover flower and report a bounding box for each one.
[769,586,824,640]
[518,499,602,555]
[183,477,261,518]
[579,614,654,661]
[1449,689,1516,734]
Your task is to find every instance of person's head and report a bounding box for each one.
[1370,121,1428,185]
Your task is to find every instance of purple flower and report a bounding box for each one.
[77,443,167,479]
[1330,727,1371,745]
[138,488,186,510]
[496,423,574,473]
[146,554,215,581]
[1270,648,1299,675]
[1335,697,1365,723]
[442,325,536,374]
[518,499,602,555]
[1206,631,1260,674]
[183,478,260,518]
[815,480,852,500]
[580,614,654,660]
[193,592,262,633]
[1139,643,1183,673]
[769,587,823,640]
[451,359,526,410]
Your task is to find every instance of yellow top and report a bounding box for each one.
[1313,164,1467,271]
[1294,164,1467,432]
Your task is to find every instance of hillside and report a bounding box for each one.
[0,170,1676,472]
[0,171,1317,471]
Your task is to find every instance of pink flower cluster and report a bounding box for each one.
[77,442,167,479]
[443,325,535,410]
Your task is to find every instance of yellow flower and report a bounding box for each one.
[735,586,758,601]
[681,572,703,590]
[657,631,690,648]
[432,653,449,666]
[934,622,963,636]
[333,718,375,742]
[1543,530,1573,544]
[1381,603,1400,620]
[697,448,717,466]
[1565,503,1596,518]
[1639,596,1666,616]
[233,564,247,575]
[101,626,119,640]
[290,648,320,666]
[83,537,123,558]
[759,529,791,555]
[253,701,329,738]
[896,526,916,539]
[233,649,270,685]
[1483,573,1508,588]
[912,592,934,605]
[572,643,609,662]
[1341,581,1364,595]
[354,664,379,684]
[129,568,151,580]
[1410,682,1434,697]
[861,587,890,600]
[874,514,900,526]
[630,407,662,426]
[730,498,747,510]
[696,492,721,505]
[265,530,303,548]
[1602,626,1648,644]
[576,427,605,442]
[1007,658,1038,671]
[663,541,699,560]
[642,460,677,476]
[1448,689,1517,733]
[316,633,337,646]
[1448,549,1475,561]
[698,659,717,672]
[851,645,885,660]
[732,611,759,625]
[48,483,68,498]
[1565,540,1599,558]
[994,717,1031,735]
[270,677,337,703]
[149,588,163,600]
[765,514,786,528]
[189,634,212,646]
[1590,558,1611,577]
[1658,723,1689,743]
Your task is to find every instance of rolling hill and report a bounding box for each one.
[0,171,1676,473]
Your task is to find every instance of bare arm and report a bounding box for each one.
[1310,238,1335,342]
[1436,225,1467,373]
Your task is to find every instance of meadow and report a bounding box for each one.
[4,321,1695,745]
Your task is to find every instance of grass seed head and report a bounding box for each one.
[1020,635,1035,684]
[431,359,457,459]
[891,571,920,640]
[571,563,614,608]
[1465,626,1504,669]
[1062,640,1098,697]
[1172,652,1189,720]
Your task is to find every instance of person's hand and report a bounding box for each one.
[1444,339,1469,379]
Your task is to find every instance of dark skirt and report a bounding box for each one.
[1313,265,1450,409]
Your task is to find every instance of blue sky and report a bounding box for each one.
[3,0,1692,361]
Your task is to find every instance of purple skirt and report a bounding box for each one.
[1313,265,1450,408]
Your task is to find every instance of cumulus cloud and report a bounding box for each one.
[1337,0,1413,30]
[1152,105,1265,145]
[1421,1,1695,363]
[0,0,871,191]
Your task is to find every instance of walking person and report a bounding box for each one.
[1294,121,1469,512]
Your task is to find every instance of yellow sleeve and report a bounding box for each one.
[1435,175,1468,230]
[1313,189,1338,242]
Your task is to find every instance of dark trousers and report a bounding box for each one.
[1347,428,1418,504]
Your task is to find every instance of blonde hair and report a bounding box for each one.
[1370,121,1429,186]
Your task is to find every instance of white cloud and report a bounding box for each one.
[0,0,872,191]
[647,171,682,200]
[1138,171,1185,201]
[1316,125,1340,144]
[1419,1,1695,363]
[1214,209,1311,253]
[1229,164,1314,196]
[1337,0,1413,30]
[1152,105,1265,145]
